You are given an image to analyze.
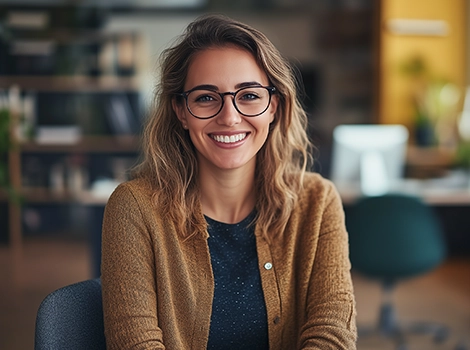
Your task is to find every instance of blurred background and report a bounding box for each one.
[0,0,469,349]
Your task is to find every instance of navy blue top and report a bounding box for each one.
[205,211,269,350]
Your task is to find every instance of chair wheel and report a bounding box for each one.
[454,339,469,350]
[396,344,409,350]
[434,328,449,343]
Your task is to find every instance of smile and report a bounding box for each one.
[210,133,247,144]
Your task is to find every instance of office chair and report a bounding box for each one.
[35,278,106,350]
[345,193,450,350]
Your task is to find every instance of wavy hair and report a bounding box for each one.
[135,14,313,239]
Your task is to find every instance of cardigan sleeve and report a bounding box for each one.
[299,182,357,349]
[101,183,166,349]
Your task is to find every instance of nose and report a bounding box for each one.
[216,95,242,126]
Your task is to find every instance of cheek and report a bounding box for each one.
[255,117,274,139]
[186,120,210,142]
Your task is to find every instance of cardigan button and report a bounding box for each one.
[264,262,273,270]
[273,316,280,324]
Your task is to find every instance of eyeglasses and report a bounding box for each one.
[178,85,276,120]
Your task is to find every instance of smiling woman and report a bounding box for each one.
[101,14,357,350]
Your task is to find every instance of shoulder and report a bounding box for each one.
[300,172,340,203]
[110,177,153,199]
[295,172,344,221]
[106,177,155,212]
[302,172,334,189]
[296,172,345,232]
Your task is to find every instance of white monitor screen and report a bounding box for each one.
[330,124,409,196]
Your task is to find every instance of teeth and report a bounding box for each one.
[212,133,246,143]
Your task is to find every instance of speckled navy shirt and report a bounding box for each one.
[205,211,269,350]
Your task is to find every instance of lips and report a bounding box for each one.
[210,133,247,144]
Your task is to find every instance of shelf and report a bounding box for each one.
[17,187,113,205]
[0,76,140,92]
[20,135,140,153]
[2,187,77,204]
[20,187,77,203]
[3,29,131,43]
[407,145,455,168]
[406,145,456,178]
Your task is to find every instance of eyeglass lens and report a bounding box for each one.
[186,86,271,119]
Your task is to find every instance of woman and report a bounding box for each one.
[101,14,357,349]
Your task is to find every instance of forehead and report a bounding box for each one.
[185,45,269,89]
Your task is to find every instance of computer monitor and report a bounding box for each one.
[330,124,409,196]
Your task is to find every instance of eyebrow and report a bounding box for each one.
[188,81,263,91]
[235,81,263,89]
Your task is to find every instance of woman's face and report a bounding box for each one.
[173,46,278,174]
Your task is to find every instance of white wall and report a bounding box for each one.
[104,14,199,106]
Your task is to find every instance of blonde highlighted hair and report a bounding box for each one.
[135,14,313,239]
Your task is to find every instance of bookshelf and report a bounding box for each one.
[0,5,145,247]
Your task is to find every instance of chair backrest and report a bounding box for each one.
[346,193,447,281]
[35,278,106,350]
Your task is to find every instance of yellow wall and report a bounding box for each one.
[380,0,466,130]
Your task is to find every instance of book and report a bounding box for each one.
[106,93,138,136]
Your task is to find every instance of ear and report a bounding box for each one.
[172,97,188,127]
[268,94,279,123]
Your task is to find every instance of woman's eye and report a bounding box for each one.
[195,95,215,102]
[191,91,220,104]
[240,92,259,100]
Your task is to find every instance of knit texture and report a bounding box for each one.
[101,172,357,349]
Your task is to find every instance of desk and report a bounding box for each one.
[338,181,470,206]
[336,172,470,206]
[337,175,470,257]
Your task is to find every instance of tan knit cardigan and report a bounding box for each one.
[101,172,357,349]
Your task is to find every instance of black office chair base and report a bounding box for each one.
[358,327,468,350]
[358,303,468,350]
[358,324,449,350]
[358,302,452,350]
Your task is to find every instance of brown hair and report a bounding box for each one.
[135,14,312,239]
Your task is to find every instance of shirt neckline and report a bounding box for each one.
[204,209,257,227]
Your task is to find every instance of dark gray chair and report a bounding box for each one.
[35,278,106,350]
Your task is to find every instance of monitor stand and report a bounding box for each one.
[361,150,390,196]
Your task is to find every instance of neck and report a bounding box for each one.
[198,164,256,224]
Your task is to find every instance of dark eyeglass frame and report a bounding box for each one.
[177,85,276,120]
